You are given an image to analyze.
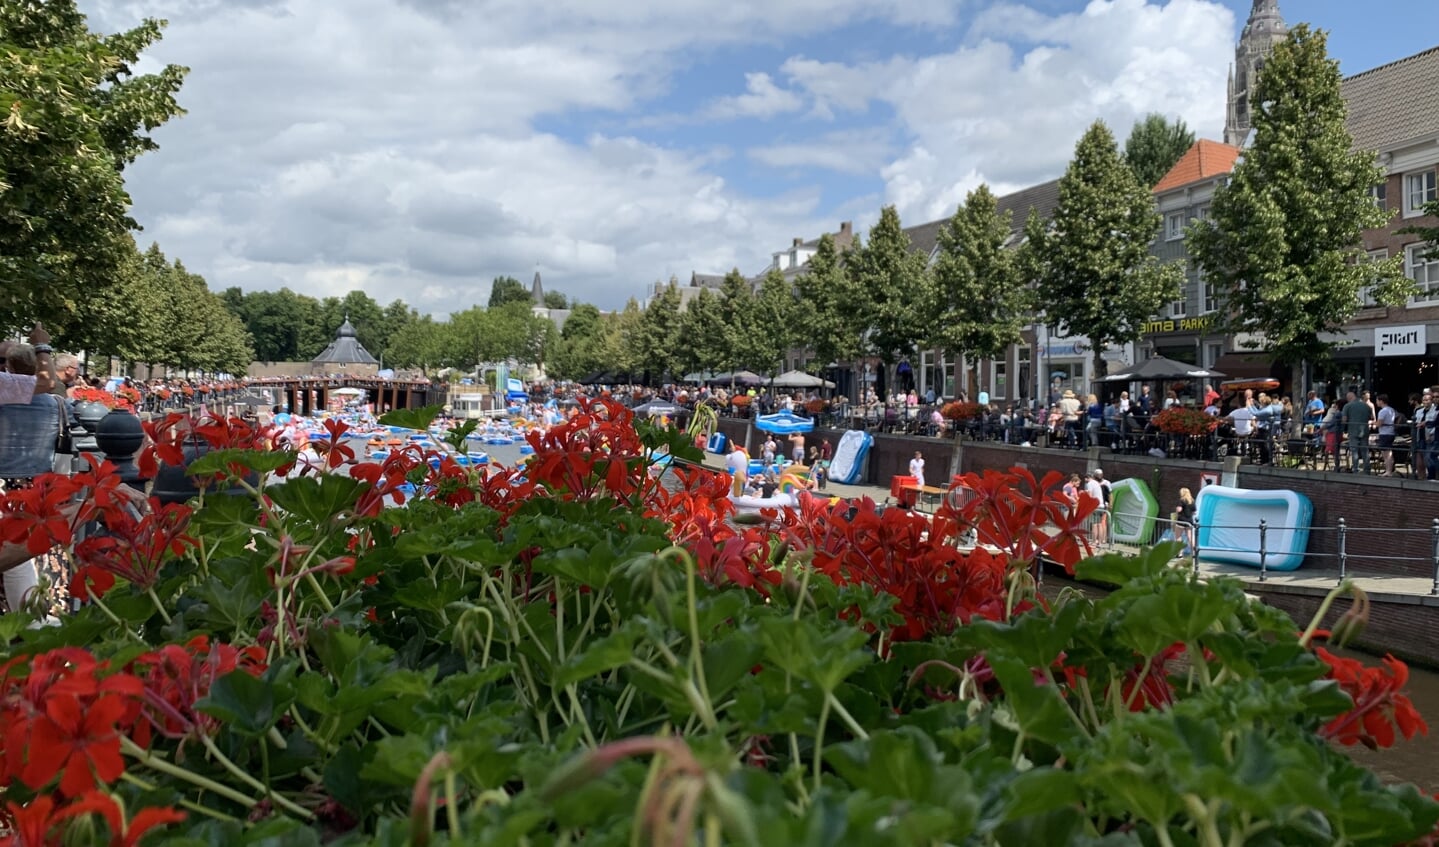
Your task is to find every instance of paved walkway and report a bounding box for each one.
[694,450,1439,603]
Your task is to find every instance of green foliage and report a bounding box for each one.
[674,286,725,379]
[716,269,756,373]
[543,291,568,310]
[634,281,682,382]
[4,415,1436,845]
[1027,121,1183,379]
[0,0,187,336]
[550,303,607,381]
[749,268,798,378]
[488,275,532,308]
[932,184,1031,367]
[1399,199,1439,262]
[849,206,933,379]
[1123,113,1196,188]
[1188,25,1410,371]
[795,232,865,375]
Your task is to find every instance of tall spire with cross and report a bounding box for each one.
[1224,0,1289,146]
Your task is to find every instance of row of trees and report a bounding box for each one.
[550,25,1417,395]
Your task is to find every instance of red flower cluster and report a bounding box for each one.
[72,499,196,600]
[0,457,131,558]
[1316,647,1427,749]
[129,636,267,743]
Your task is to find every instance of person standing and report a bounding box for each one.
[1172,487,1196,552]
[908,451,925,488]
[1375,394,1397,476]
[789,432,806,465]
[1340,390,1373,474]
[1083,470,1107,544]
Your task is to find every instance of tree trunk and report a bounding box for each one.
[1091,338,1107,391]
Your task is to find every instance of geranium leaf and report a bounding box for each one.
[987,655,1075,747]
[554,620,644,687]
[196,668,293,737]
[266,475,366,525]
[378,405,442,432]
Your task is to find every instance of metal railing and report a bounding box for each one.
[1091,506,1439,595]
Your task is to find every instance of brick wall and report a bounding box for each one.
[1257,589,1439,670]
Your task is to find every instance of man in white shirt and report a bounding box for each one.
[908,451,925,488]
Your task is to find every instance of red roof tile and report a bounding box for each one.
[1152,140,1243,194]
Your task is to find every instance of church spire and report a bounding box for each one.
[531,270,544,306]
[1224,0,1288,146]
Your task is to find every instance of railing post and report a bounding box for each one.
[1336,518,1348,584]
[1192,517,1202,577]
[1258,519,1268,583]
[1430,518,1439,596]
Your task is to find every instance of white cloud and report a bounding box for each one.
[705,73,804,120]
[80,0,1241,314]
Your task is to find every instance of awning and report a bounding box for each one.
[1212,353,1280,381]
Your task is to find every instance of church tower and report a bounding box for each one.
[531,270,544,306]
[1224,0,1288,146]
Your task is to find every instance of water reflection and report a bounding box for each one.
[1042,576,1437,789]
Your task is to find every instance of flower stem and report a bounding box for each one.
[146,587,172,624]
[120,771,239,823]
[121,736,258,810]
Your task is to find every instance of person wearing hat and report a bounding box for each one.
[1083,470,1108,544]
[1059,389,1081,448]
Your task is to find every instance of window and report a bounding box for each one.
[1408,243,1439,304]
[1168,296,1186,319]
[1195,205,1211,222]
[1206,344,1223,370]
[1198,273,1218,314]
[1370,182,1388,211]
[1165,212,1186,241]
[1016,345,1031,365]
[1359,249,1387,307]
[1406,170,1437,217]
[993,362,1007,400]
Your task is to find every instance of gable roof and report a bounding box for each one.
[904,178,1063,256]
[1343,45,1439,153]
[1152,140,1243,194]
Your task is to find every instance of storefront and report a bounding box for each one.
[1318,324,1439,404]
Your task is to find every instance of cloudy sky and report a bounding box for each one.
[81,0,1439,314]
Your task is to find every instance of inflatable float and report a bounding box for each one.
[828,430,873,484]
[1195,485,1312,571]
[1108,478,1160,545]
[730,491,801,511]
[707,432,728,454]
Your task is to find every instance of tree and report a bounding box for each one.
[674,287,724,379]
[750,269,797,380]
[0,1,186,335]
[1400,199,1439,260]
[932,184,1031,382]
[1122,113,1196,188]
[385,314,446,372]
[1027,121,1183,381]
[1188,25,1410,386]
[794,233,865,377]
[604,299,645,376]
[543,291,568,310]
[848,206,932,393]
[634,282,682,383]
[716,270,756,374]
[551,303,606,380]
[488,276,531,309]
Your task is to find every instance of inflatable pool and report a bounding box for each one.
[707,432,728,454]
[1195,485,1313,571]
[485,437,515,446]
[466,452,489,465]
[518,444,534,455]
[829,430,873,484]
[730,491,800,511]
[1108,478,1159,545]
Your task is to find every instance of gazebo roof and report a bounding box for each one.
[311,317,379,366]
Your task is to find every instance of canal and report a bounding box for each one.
[1043,576,1438,789]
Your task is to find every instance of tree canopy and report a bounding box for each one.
[848,206,932,382]
[1188,25,1409,375]
[1122,113,1196,188]
[0,1,187,335]
[1027,120,1183,380]
[932,184,1031,370]
[488,276,532,308]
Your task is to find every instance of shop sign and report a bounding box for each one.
[1039,343,1086,358]
[1142,315,1216,336]
[1376,324,1426,357]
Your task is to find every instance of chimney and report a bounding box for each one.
[792,237,803,247]
[839,221,853,236]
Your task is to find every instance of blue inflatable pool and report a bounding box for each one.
[707,432,728,454]
[1194,485,1312,571]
